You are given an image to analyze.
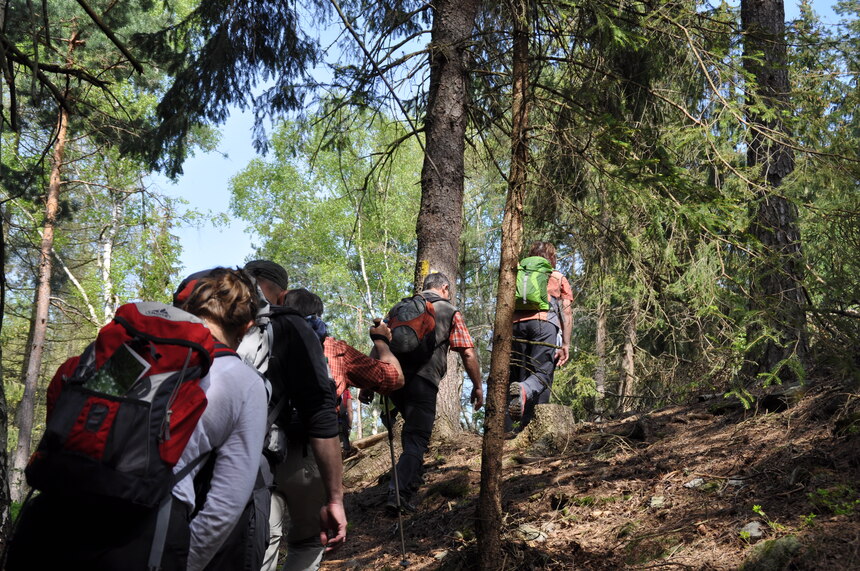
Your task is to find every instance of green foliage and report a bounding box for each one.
[229,109,421,348]
[552,353,600,419]
[3,1,188,465]
[724,385,756,410]
[504,0,860,410]
[799,513,816,528]
[752,504,786,533]
[808,486,860,516]
[129,0,322,176]
[10,501,25,523]
[570,495,596,507]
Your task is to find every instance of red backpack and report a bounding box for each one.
[27,301,215,508]
[387,294,437,366]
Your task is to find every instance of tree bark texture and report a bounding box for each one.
[1,0,13,531]
[10,105,69,502]
[477,3,528,568]
[595,300,607,401]
[741,0,808,380]
[433,353,464,439]
[593,186,610,408]
[0,205,9,539]
[619,296,640,412]
[415,0,480,439]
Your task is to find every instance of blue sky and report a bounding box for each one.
[154,1,842,276]
[149,108,258,275]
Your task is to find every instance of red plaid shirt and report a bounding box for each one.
[324,337,403,396]
[449,311,475,350]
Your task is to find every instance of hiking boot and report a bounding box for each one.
[385,489,417,515]
[508,382,527,421]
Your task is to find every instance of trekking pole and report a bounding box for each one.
[383,396,409,567]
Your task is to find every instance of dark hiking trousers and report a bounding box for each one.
[507,318,559,431]
[386,375,438,498]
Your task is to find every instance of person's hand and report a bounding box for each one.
[369,318,392,341]
[319,501,347,552]
[470,384,484,410]
[555,345,570,367]
[358,388,375,404]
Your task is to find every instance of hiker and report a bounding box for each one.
[262,287,404,571]
[173,268,269,571]
[175,262,348,569]
[7,269,263,571]
[383,272,483,514]
[507,241,574,433]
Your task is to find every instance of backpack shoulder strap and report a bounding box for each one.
[213,341,239,359]
[428,298,457,346]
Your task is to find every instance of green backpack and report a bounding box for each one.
[515,256,554,311]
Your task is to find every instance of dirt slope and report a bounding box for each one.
[323,382,860,570]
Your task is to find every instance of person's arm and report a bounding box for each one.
[457,346,484,409]
[556,299,573,367]
[367,319,405,389]
[338,320,404,398]
[449,312,483,409]
[308,436,347,551]
[555,275,574,367]
[279,314,346,550]
[279,314,339,436]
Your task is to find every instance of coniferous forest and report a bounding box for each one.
[1,0,859,568]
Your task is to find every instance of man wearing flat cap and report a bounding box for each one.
[244,260,290,305]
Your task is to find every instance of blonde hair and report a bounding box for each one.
[181,268,258,345]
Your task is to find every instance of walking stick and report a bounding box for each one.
[383,395,409,567]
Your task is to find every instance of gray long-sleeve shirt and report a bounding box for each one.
[172,354,268,571]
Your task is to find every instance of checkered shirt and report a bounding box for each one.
[448,311,475,350]
[324,337,403,396]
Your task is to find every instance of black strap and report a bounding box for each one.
[149,453,210,571]
[213,341,238,359]
[267,394,288,427]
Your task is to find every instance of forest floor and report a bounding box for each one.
[320,379,860,570]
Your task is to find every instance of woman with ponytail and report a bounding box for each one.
[173,268,268,571]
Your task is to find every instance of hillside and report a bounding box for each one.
[322,381,860,570]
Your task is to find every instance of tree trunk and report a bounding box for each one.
[415,0,480,438]
[356,401,363,440]
[0,206,10,539]
[433,353,464,439]
[619,295,639,412]
[741,0,807,382]
[0,0,10,537]
[593,187,610,411]
[10,104,69,502]
[99,190,121,323]
[594,300,607,403]
[477,2,529,567]
[371,406,379,436]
